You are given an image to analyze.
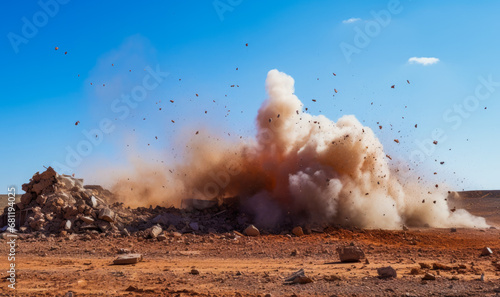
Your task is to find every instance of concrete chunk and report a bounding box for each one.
[148,225,162,239]
[89,196,98,208]
[64,220,72,230]
[98,208,115,222]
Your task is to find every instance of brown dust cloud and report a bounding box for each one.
[111,70,488,230]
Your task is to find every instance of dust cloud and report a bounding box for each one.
[111,69,488,229]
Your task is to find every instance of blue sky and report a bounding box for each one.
[1,0,500,193]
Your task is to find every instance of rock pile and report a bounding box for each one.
[1,167,131,235]
[1,167,340,238]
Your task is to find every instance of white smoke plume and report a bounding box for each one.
[112,69,489,229]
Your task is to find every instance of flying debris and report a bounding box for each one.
[386,154,392,160]
[64,51,67,55]
[195,131,199,135]
[415,124,418,128]
[171,120,175,123]
[312,99,316,102]
[394,139,400,144]
[75,121,80,126]
[433,140,438,145]
[195,94,199,97]
[407,80,410,84]
[55,46,59,50]
[391,85,395,89]
[170,100,174,103]
[334,89,338,93]
[332,73,336,76]
[245,43,248,46]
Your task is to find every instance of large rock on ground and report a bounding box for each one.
[113,254,143,265]
[377,266,397,279]
[336,245,365,262]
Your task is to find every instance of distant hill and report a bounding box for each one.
[457,190,500,199]
[0,194,21,214]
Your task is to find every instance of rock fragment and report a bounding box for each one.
[189,222,199,231]
[98,208,115,223]
[284,269,313,284]
[80,216,95,224]
[337,245,365,262]
[113,254,143,265]
[21,193,33,205]
[64,220,72,231]
[292,226,304,236]
[432,263,452,270]
[481,247,493,257]
[244,225,260,237]
[377,266,397,279]
[147,225,163,239]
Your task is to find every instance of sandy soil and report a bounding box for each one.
[0,226,499,296]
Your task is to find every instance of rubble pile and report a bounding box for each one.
[2,167,435,239]
[1,167,132,235]
[0,167,253,237]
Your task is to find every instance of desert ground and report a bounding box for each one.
[1,193,499,297]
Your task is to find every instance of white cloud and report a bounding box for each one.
[342,18,361,24]
[408,57,440,66]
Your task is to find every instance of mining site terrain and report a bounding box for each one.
[0,171,499,296]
